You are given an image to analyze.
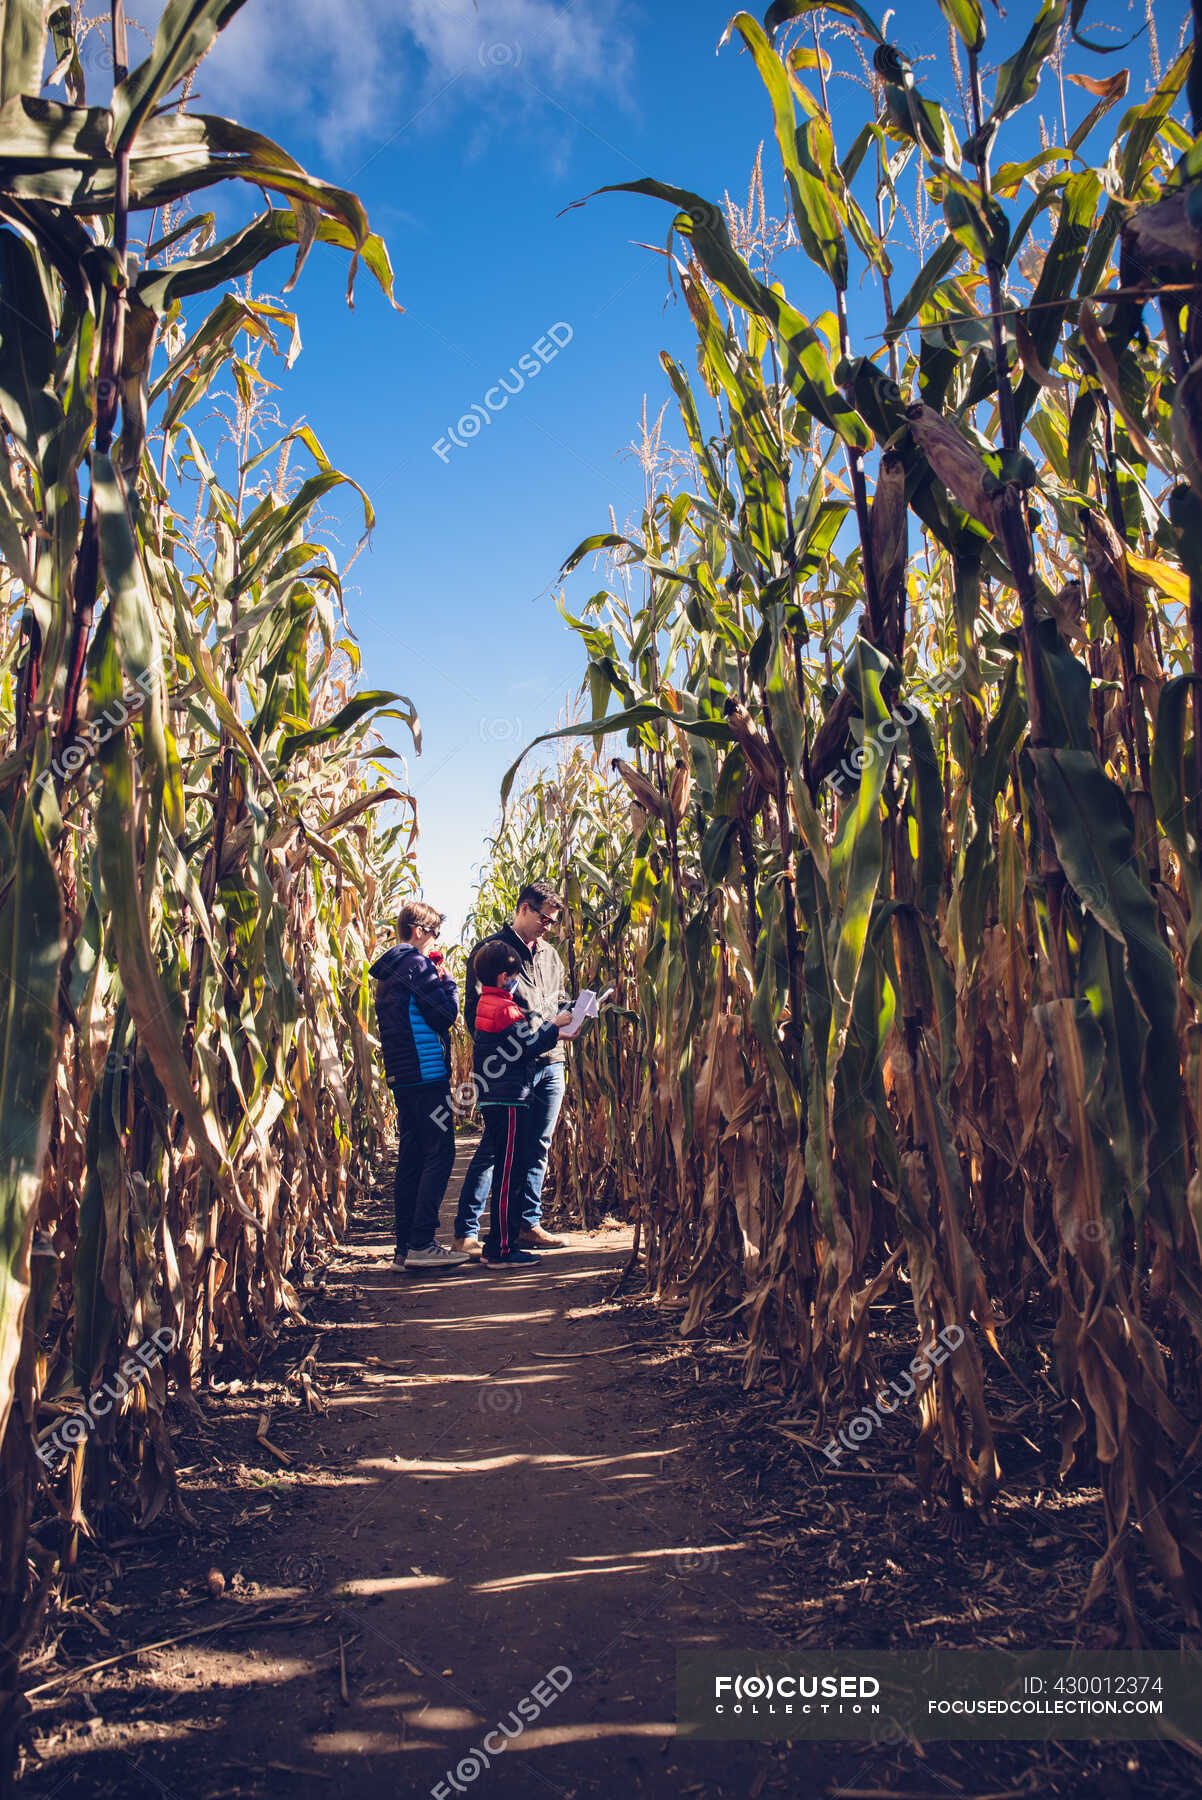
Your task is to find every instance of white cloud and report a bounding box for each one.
[189,0,634,161]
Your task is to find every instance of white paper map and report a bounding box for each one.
[557,988,600,1040]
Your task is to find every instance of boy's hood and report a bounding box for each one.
[370,945,416,979]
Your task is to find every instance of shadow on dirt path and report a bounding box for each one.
[251,1139,833,1798]
[25,1137,856,1798]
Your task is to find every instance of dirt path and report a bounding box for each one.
[25,1139,1201,1799]
[25,1139,843,1798]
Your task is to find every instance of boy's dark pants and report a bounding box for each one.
[392,1082,455,1255]
[454,1060,564,1239]
[481,1102,530,1257]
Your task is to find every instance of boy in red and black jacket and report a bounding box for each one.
[470,940,573,1265]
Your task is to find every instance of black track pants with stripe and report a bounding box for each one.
[481,1103,530,1257]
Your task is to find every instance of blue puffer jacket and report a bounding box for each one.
[370,945,458,1088]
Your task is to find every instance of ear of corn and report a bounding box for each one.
[484,6,1202,1628]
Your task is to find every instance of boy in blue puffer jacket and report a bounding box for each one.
[370,903,469,1271]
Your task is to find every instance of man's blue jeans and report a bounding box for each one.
[454,1061,565,1239]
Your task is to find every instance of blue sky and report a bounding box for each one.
[168,0,1167,937]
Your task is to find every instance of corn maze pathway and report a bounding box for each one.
[28,1139,1200,1800]
[27,1138,850,1797]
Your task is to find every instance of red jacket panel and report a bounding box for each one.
[474,985,526,1035]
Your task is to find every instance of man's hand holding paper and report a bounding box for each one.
[557,988,600,1040]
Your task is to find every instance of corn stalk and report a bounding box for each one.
[492,0,1202,1631]
[0,3,414,1775]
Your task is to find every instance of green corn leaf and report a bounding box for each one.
[942,170,1010,262]
[845,187,892,276]
[1076,913,1151,1233]
[885,236,961,343]
[1150,675,1200,872]
[143,210,216,261]
[584,177,870,447]
[827,638,891,1071]
[0,779,64,1443]
[1069,0,1144,54]
[136,208,397,312]
[659,354,736,515]
[1012,171,1102,427]
[995,147,1074,195]
[110,0,251,151]
[1034,617,1093,752]
[991,0,1068,123]
[778,313,871,449]
[700,815,739,884]
[763,620,807,784]
[277,692,419,765]
[92,452,183,833]
[905,708,945,918]
[150,294,297,410]
[71,1065,121,1393]
[0,104,397,306]
[797,114,850,285]
[725,13,848,287]
[0,227,62,471]
[763,0,883,47]
[1030,746,1187,1229]
[1121,43,1190,193]
[0,0,46,106]
[499,704,732,810]
[1149,674,1202,993]
[236,471,373,595]
[89,614,234,1195]
[560,532,639,575]
[935,0,985,53]
[881,79,960,167]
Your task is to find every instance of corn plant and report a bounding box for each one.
[493,0,1202,1632]
[0,2,415,1772]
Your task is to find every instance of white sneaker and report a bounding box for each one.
[404,1242,470,1270]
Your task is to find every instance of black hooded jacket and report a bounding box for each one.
[370,944,458,1088]
[464,923,569,1066]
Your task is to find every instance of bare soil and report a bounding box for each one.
[17,1136,1201,1799]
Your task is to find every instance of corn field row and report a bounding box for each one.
[478,0,1202,1639]
[0,2,415,1776]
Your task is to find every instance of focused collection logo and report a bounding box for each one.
[714,1672,881,1715]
